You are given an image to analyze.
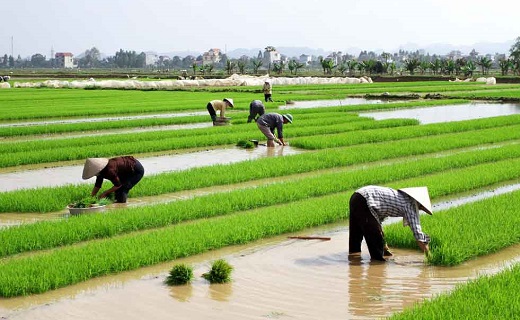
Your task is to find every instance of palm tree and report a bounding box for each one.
[509,36,520,75]
[430,58,442,75]
[191,62,198,75]
[462,60,476,77]
[346,60,358,76]
[404,58,420,75]
[337,63,348,75]
[250,58,263,74]
[225,60,236,75]
[476,56,493,75]
[498,58,512,76]
[237,60,246,74]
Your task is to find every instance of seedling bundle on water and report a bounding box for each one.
[202,259,233,284]
[165,264,194,286]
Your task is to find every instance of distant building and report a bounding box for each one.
[202,48,221,64]
[55,52,75,68]
[263,48,281,66]
[299,54,313,65]
[145,52,158,66]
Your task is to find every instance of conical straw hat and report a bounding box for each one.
[82,158,109,179]
[398,187,432,214]
[223,98,234,107]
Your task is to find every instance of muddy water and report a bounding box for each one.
[0,146,301,192]
[1,225,519,320]
[360,102,520,124]
[278,97,388,109]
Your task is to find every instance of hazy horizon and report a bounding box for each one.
[2,0,519,59]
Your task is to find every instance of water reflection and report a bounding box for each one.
[279,98,387,110]
[169,284,193,302]
[0,146,302,192]
[360,102,520,124]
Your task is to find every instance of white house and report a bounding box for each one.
[55,52,75,68]
[202,48,221,64]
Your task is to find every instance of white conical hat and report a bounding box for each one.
[82,158,109,179]
[398,187,432,214]
[223,98,234,107]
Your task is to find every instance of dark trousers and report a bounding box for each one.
[115,160,144,203]
[206,103,217,122]
[248,105,265,123]
[349,192,386,261]
[264,94,272,102]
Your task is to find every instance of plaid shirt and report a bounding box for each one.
[356,185,430,243]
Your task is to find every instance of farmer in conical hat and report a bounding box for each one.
[262,79,273,102]
[82,156,145,203]
[206,98,234,124]
[348,185,432,261]
[256,112,293,147]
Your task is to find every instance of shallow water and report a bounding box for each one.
[278,97,388,109]
[360,102,520,124]
[0,225,518,320]
[0,146,301,192]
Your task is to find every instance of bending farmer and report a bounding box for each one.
[247,99,266,123]
[206,98,234,123]
[256,112,293,147]
[348,185,432,261]
[82,156,145,203]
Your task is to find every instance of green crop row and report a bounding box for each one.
[2,140,520,258]
[2,117,520,213]
[3,154,520,296]
[390,263,520,319]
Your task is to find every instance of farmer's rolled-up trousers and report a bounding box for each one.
[348,192,386,261]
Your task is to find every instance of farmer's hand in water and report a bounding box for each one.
[383,244,393,256]
[417,241,429,253]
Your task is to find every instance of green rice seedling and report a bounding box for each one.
[236,140,255,149]
[165,264,194,286]
[385,189,520,266]
[3,124,520,213]
[202,259,233,284]
[2,142,520,258]
[390,264,520,319]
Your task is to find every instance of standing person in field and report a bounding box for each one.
[256,112,293,147]
[348,185,432,261]
[247,99,266,123]
[82,156,145,203]
[262,79,273,102]
[206,98,234,123]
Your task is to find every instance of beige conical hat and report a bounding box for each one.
[82,158,109,179]
[223,98,234,107]
[398,187,432,214]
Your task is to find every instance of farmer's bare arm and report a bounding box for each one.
[417,241,429,253]
[91,187,101,197]
[99,185,121,198]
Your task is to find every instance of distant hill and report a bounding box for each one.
[77,40,515,60]
[398,40,514,55]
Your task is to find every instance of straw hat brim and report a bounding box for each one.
[398,187,432,214]
[223,98,234,107]
[82,158,109,179]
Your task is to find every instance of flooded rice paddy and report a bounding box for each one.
[360,101,520,124]
[1,224,519,320]
[2,98,520,318]
[0,146,302,192]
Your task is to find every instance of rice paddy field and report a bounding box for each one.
[1,79,520,319]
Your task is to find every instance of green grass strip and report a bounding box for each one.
[390,264,520,319]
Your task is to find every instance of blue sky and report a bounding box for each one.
[2,0,519,58]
